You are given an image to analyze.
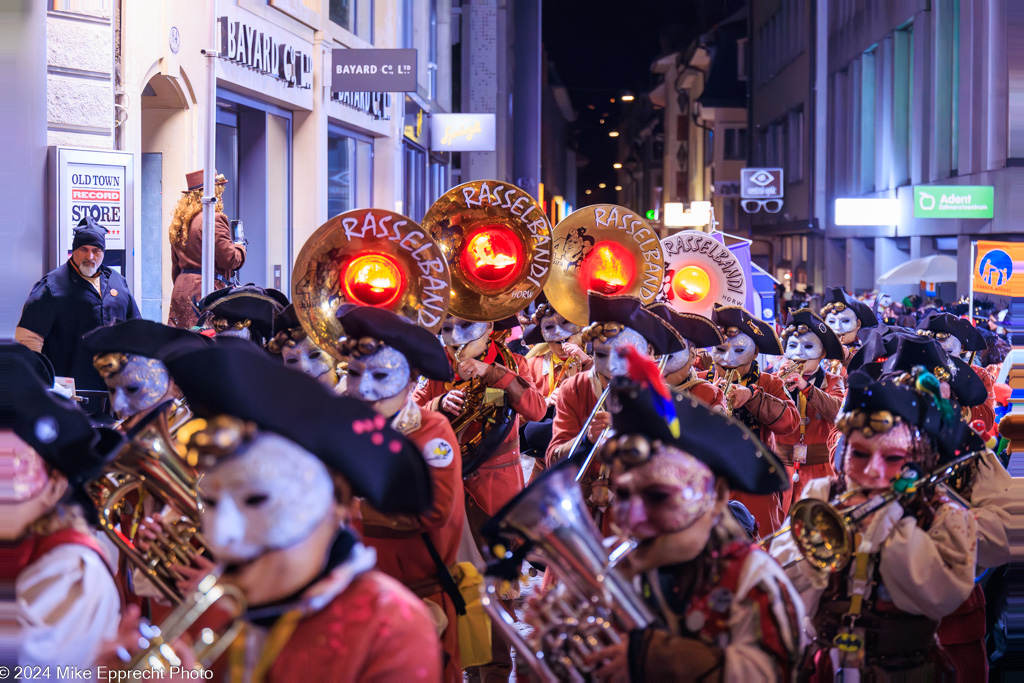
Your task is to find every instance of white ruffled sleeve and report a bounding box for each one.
[769,477,832,620]
[878,503,977,621]
[17,545,121,669]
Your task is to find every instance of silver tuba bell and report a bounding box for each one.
[481,461,654,682]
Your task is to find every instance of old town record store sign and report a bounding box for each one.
[219,17,312,88]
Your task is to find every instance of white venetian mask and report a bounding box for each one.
[661,341,693,376]
[785,331,824,362]
[282,336,336,382]
[712,333,757,369]
[593,327,648,379]
[825,309,860,338]
[540,312,581,343]
[198,432,335,563]
[344,346,412,402]
[440,315,490,348]
[104,354,171,419]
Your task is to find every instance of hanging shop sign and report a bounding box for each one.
[48,147,134,273]
[913,185,994,219]
[740,168,784,199]
[332,49,417,92]
[429,113,496,152]
[218,17,313,88]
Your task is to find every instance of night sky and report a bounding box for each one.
[542,0,744,205]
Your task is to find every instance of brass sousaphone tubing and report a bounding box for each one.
[546,205,665,327]
[292,209,453,360]
[421,180,552,321]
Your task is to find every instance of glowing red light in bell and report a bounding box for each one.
[581,241,635,295]
[460,226,524,288]
[343,253,405,307]
[671,266,711,303]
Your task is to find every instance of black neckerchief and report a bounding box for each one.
[244,528,358,627]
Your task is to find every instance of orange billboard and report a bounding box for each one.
[974,241,1024,297]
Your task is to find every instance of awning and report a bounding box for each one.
[876,254,958,285]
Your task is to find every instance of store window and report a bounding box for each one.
[328,127,373,217]
[330,0,374,42]
[404,143,427,221]
[429,155,450,205]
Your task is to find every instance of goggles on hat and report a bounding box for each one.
[582,321,625,344]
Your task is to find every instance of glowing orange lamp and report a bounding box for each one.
[581,241,635,295]
[671,265,711,303]
[343,253,405,307]
[460,226,523,288]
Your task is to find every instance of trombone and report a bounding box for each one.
[762,450,982,572]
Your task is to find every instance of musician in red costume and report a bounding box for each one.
[647,302,727,411]
[337,305,466,682]
[412,312,545,681]
[3,345,123,670]
[916,311,996,433]
[129,346,443,682]
[774,308,846,500]
[709,304,800,534]
[520,298,591,481]
[546,292,682,469]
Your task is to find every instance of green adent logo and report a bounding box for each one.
[913,186,994,219]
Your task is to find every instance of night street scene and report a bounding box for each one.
[3,0,1024,680]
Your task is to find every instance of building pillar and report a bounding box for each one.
[1,1,47,334]
[293,33,329,252]
[511,0,540,195]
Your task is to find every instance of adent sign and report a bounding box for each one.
[913,186,994,219]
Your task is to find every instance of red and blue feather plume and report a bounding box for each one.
[617,345,680,438]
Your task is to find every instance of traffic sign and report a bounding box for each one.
[740,168,784,199]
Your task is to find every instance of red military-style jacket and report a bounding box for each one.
[356,405,465,682]
[969,364,996,434]
[774,369,846,500]
[546,369,602,468]
[522,349,589,399]
[413,342,546,517]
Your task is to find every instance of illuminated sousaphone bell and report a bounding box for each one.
[292,209,453,359]
[660,229,747,317]
[545,204,666,326]
[421,179,552,321]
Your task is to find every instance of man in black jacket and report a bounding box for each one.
[16,218,140,410]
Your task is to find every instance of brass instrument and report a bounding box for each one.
[719,368,742,415]
[777,358,812,382]
[90,404,248,670]
[292,208,453,360]
[766,450,983,572]
[421,181,553,475]
[546,204,665,326]
[89,401,212,604]
[481,462,655,682]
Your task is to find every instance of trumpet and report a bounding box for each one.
[776,358,812,382]
[763,450,982,572]
[719,368,742,415]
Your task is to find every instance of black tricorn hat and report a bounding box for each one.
[273,303,303,333]
[587,291,684,354]
[847,324,917,371]
[821,287,878,329]
[646,303,725,349]
[605,377,789,495]
[165,347,432,516]
[83,319,211,362]
[2,341,55,386]
[881,335,987,407]
[4,352,124,522]
[522,323,544,346]
[336,305,453,382]
[917,312,987,352]
[492,316,521,332]
[198,285,289,341]
[841,369,968,461]
[782,308,844,361]
[712,304,784,356]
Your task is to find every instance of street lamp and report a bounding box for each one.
[621,94,635,102]
[598,183,607,189]
[615,185,623,191]
[608,131,620,138]
[613,163,622,169]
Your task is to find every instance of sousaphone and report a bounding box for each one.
[292,209,452,359]
[660,229,747,317]
[545,204,666,326]
[421,180,552,475]
[421,179,552,321]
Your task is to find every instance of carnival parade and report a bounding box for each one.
[4,1,1024,681]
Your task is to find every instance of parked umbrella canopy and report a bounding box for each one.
[876,254,959,285]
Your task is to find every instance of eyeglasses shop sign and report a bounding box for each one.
[332,49,417,92]
[913,186,994,219]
